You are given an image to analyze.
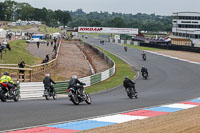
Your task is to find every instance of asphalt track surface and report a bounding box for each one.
[1,36,200,131]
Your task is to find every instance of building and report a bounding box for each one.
[172,12,200,47]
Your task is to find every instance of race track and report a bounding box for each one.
[1,36,200,131]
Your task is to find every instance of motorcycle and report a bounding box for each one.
[0,83,20,102]
[126,87,137,99]
[142,54,146,61]
[142,72,148,79]
[124,46,128,52]
[100,40,104,45]
[43,87,56,100]
[67,86,91,105]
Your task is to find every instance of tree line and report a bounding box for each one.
[0,0,172,32]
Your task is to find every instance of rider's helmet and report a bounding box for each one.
[45,74,50,77]
[142,66,145,69]
[125,76,129,79]
[72,75,77,79]
[3,72,9,76]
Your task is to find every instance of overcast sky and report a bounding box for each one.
[1,0,200,15]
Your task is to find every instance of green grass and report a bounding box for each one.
[39,25,61,33]
[4,25,34,30]
[123,44,164,51]
[86,46,136,94]
[80,33,115,38]
[143,34,166,38]
[0,40,42,65]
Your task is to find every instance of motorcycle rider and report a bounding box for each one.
[141,51,146,60]
[0,72,16,93]
[123,76,137,94]
[68,75,86,96]
[141,66,149,77]
[43,74,56,93]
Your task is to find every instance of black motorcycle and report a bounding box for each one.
[126,87,137,99]
[100,40,104,45]
[67,86,91,105]
[124,46,128,52]
[0,83,20,102]
[142,72,148,79]
[43,87,56,100]
[142,54,146,61]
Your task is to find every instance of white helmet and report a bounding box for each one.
[72,75,77,79]
[45,74,50,77]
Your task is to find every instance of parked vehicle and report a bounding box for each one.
[0,83,20,102]
[26,38,46,43]
[126,87,137,99]
[67,86,91,105]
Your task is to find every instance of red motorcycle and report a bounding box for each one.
[0,82,19,102]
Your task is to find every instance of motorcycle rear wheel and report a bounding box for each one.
[128,88,134,99]
[44,90,50,100]
[71,94,79,105]
[0,90,7,102]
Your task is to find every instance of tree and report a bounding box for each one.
[111,17,125,28]
[0,2,6,20]
[55,10,71,28]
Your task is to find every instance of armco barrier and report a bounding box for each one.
[19,40,115,99]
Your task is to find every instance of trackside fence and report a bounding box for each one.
[0,40,61,82]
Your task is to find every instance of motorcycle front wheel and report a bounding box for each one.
[85,92,92,104]
[13,90,19,102]
[52,90,56,100]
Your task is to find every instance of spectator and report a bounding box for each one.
[36,41,40,48]
[18,59,25,82]
[6,43,11,51]
[51,41,53,47]
[53,44,57,52]
[46,54,49,62]
[46,41,49,46]
[54,37,57,45]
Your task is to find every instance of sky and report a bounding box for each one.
[1,0,200,15]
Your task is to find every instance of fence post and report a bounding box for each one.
[30,70,32,81]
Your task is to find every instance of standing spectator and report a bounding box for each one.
[46,41,49,46]
[51,41,53,47]
[46,54,49,62]
[6,43,11,51]
[54,37,57,45]
[18,59,25,82]
[53,44,57,52]
[36,41,40,48]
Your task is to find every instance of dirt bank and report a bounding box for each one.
[27,40,111,81]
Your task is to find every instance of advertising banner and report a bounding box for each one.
[78,27,138,35]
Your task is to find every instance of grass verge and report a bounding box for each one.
[124,44,164,51]
[4,25,34,30]
[0,40,42,65]
[39,25,61,33]
[86,46,136,94]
